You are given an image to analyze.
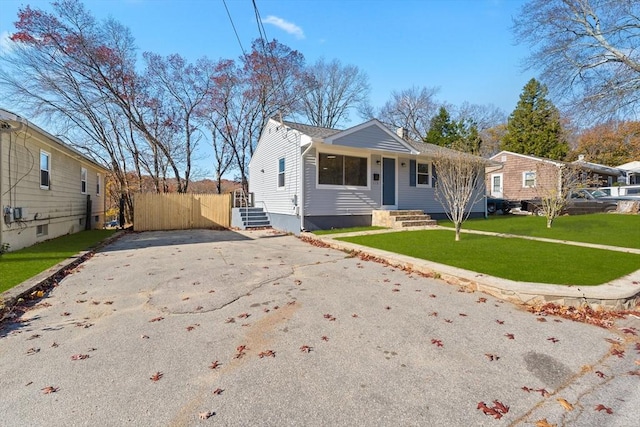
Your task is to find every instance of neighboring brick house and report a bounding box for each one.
[486,151,564,202]
[0,109,109,251]
[486,151,625,203]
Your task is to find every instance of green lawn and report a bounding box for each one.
[338,229,640,286]
[0,230,116,293]
[312,226,387,235]
[439,214,640,249]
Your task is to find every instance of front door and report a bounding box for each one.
[382,157,396,208]
[491,173,503,198]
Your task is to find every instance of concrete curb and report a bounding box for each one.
[0,231,125,321]
[301,230,640,310]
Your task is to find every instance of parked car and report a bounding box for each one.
[521,189,619,216]
[596,185,640,197]
[586,187,640,201]
[486,197,513,214]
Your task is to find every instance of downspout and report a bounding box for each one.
[0,130,4,250]
[299,141,314,233]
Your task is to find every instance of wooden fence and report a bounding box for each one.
[133,193,231,231]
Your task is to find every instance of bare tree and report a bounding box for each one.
[532,163,585,228]
[373,86,441,140]
[296,58,370,128]
[513,0,640,121]
[432,149,487,241]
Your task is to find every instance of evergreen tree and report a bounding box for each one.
[453,118,482,154]
[501,78,568,160]
[424,107,459,147]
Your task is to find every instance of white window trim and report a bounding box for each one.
[315,150,370,190]
[40,150,51,190]
[81,167,88,194]
[491,173,503,195]
[416,160,432,188]
[277,157,285,189]
[522,171,536,188]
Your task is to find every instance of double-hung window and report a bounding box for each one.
[81,167,87,194]
[318,153,367,187]
[40,150,50,189]
[523,171,536,188]
[278,158,285,188]
[416,162,430,187]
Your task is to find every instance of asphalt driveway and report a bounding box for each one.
[0,229,638,426]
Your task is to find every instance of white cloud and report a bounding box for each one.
[262,15,305,39]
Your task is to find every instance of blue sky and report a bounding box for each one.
[0,0,535,178]
[1,0,534,116]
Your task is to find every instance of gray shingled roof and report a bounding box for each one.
[281,120,341,139]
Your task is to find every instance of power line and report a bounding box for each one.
[222,0,246,57]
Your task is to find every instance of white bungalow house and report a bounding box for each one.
[0,109,109,251]
[239,118,485,234]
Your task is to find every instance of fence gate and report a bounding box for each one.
[133,193,231,231]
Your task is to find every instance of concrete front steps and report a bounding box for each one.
[231,207,271,229]
[372,210,437,229]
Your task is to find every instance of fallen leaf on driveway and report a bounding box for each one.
[199,411,212,420]
[149,317,164,323]
[505,333,515,340]
[535,419,556,427]
[557,398,574,411]
[150,372,163,381]
[595,404,613,414]
[431,339,443,347]
[41,386,59,394]
[70,354,89,360]
[547,337,559,343]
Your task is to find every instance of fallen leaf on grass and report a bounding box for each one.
[557,398,574,411]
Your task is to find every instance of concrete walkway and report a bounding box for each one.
[304,226,640,310]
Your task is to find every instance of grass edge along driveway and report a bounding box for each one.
[0,230,116,293]
[337,229,640,286]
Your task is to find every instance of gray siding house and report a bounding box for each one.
[247,118,485,234]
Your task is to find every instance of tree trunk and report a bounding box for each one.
[546,217,554,228]
[455,222,461,241]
